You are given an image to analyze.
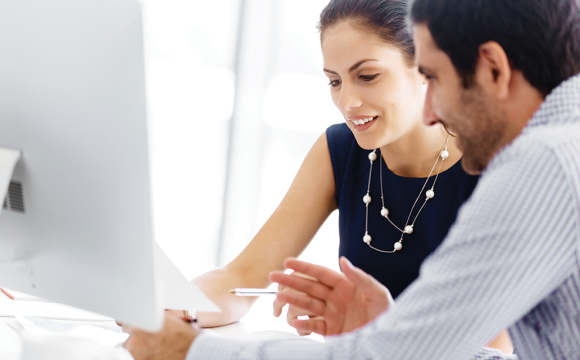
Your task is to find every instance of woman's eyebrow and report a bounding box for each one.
[323,59,379,75]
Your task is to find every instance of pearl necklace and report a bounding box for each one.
[362,135,450,253]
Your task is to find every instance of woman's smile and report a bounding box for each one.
[348,116,379,131]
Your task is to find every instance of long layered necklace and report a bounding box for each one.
[362,136,450,253]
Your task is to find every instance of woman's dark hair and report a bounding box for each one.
[319,0,415,67]
[411,0,580,96]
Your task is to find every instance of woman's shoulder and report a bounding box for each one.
[325,123,368,202]
[447,159,480,191]
[325,123,358,162]
[326,123,354,144]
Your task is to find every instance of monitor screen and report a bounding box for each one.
[0,0,163,331]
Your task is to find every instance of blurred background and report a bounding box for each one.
[142,0,344,279]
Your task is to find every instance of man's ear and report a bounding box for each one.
[475,41,512,100]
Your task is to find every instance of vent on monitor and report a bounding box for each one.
[3,181,25,213]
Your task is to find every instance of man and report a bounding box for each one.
[124,0,580,358]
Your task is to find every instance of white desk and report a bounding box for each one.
[0,292,322,359]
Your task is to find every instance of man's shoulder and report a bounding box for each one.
[528,113,580,147]
[491,117,580,172]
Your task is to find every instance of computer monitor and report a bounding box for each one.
[0,0,164,331]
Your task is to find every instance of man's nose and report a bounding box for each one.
[423,84,440,127]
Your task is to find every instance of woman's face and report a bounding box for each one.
[322,22,426,150]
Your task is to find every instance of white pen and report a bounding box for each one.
[229,288,279,296]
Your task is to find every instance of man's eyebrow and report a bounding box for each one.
[323,59,379,75]
[417,65,433,76]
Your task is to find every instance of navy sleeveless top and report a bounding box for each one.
[327,123,479,299]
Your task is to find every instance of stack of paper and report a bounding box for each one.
[0,319,21,360]
[0,290,112,322]
[15,315,127,347]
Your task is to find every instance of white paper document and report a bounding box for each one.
[157,244,220,313]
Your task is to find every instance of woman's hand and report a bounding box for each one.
[165,309,196,322]
[270,257,393,336]
[273,272,320,336]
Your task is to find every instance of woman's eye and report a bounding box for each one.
[328,80,341,88]
[360,74,379,82]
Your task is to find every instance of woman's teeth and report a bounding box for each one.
[353,117,376,125]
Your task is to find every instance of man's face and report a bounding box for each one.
[414,24,507,175]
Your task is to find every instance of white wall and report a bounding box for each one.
[143,0,343,279]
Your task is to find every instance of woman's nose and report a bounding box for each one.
[337,85,362,112]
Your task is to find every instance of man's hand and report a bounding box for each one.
[123,312,201,360]
[270,257,393,336]
[273,272,321,336]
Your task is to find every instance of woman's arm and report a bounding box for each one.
[192,132,337,327]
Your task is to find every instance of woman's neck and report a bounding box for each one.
[379,123,463,178]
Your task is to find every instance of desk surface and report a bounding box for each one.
[0,292,322,359]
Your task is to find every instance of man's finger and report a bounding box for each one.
[272,277,308,317]
[273,298,286,317]
[340,257,383,292]
[286,304,317,322]
[271,272,331,301]
[284,258,346,289]
[292,318,327,336]
[276,291,326,316]
[286,304,316,333]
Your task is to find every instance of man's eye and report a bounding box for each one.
[360,74,379,82]
[328,80,341,88]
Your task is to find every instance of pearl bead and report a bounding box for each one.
[404,225,414,234]
[394,242,403,251]
[368,151,377,162]
[440,149,449,160]
[380,207,389,217]
[426,189,435,199]
[363,194,372,204]
[363,234,372,244]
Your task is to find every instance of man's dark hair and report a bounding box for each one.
[319,0,415,67]
[411,0,580,96]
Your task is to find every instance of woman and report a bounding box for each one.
[190,0,510,352]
